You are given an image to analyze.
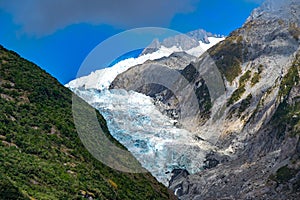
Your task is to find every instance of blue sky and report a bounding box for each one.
[0,0,263,84]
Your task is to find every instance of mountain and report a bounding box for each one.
[66,30,224,91]
[66,47,180,91]
[0,45,176,199]
[165,0,299,199]
[66,0,300,198]
[186,29,223,43]
[110,0,300,199]
[141,29,224,55]
[66,30,225,186]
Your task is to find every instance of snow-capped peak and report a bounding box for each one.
[66,35,224,91]
[248,0,300,22]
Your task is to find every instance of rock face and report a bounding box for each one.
[141,29,223,55]
[111,0,300,199]
[186,29,213,44]
[167,0,300,199]
[110,53,217,132]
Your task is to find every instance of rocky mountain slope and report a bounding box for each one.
[0,45,176,199]
[110,0,300,199]
[141,29,223,55]
[170,0,300,199]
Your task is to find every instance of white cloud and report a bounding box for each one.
[0,0,199,36]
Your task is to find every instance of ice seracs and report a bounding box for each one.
[65,31,224,186]
[71,87,215,185]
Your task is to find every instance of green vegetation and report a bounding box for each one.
[267,55,300,189]
[238,93,253,115]
[271,54,300,137]
[251,65,263,86]
[208,32,247,83]
[227,70,252,106]
[227,65,263,108]
[272,100,300,138]
[278,55,300,99]
[239,70,251,86]
[226,93,252,119]
[269,165,299,186]
[289,22,300,41]
[278,19,285,26]
[227,87,246,106]
[0,173,29,200]
[244,20,257,33]
[275,165,297,183]
[0,45,174,200]
[251,72,261,86]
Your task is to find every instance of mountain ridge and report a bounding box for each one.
[165,0,300,198]
[108,0,300,198]
[141,29,224,55]
[0,44,176,199]
[66,30,224,91]
[65,0,300,198]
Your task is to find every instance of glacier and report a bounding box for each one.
[67,36,224,186]
[72,88,214,185]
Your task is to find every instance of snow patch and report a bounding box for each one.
[65,37,224,90]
